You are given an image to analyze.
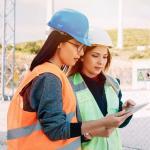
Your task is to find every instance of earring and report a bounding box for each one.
[57,43,61,49]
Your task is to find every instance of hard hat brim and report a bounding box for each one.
[92,44,113,48]
[70,34,91,46]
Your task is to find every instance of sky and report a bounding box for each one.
[1,0,150,43]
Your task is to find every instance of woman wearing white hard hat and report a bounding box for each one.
[69,27,135,150]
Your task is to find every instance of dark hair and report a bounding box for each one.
[69,46,112,76]
[30,30,73,71]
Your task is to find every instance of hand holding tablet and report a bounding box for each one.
[125,102,149,114]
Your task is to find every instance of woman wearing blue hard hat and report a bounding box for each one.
[7,9,131,150]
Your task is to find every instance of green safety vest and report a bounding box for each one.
[69,73,122,150]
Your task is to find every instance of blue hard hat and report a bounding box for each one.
[48,8,91,46]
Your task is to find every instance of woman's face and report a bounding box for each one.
[82,45,108,78]
[58,39,86,66]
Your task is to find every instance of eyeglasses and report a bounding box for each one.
[67,41,86,53]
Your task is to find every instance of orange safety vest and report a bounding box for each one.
[7,62,81,150]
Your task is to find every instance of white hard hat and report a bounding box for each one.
[88,27,113,48]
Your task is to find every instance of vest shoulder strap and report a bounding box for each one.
[105,75,120,95]
[68,76,82,122]
[17,63,62,94]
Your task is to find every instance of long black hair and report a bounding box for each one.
[30,30,73,71]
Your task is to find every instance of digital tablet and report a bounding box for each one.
[125,102,149,114]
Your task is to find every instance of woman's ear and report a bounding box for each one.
[57,42,64,49]
[57,44,61,49]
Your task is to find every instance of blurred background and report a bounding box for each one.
[0,0,150,149]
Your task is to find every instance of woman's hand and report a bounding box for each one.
[103,110,133,128]
[83,127,115,139]
[81,110,132,139]
[122,99,136,110]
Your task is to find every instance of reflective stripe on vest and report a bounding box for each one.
[7,121,42,140]
[58,137,81,150]
[69,79,85,92]
[7,112,75,140]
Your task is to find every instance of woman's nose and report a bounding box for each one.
[98,58,103,65]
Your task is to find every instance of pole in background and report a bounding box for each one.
[46,0,54,36]
[1,0,6,101]
[117,0,123,49]
[0,0,16,101]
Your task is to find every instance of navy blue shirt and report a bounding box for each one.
[81,73,108,116]
[80,73,132,128]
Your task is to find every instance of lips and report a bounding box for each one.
[94,66,103,70]
[74,58,79,62]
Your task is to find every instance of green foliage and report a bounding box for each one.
[107,29,150,59]
[16,40,43,54]
[7,45,14,50]
[107,29,150,48]
[129,48,150,59]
